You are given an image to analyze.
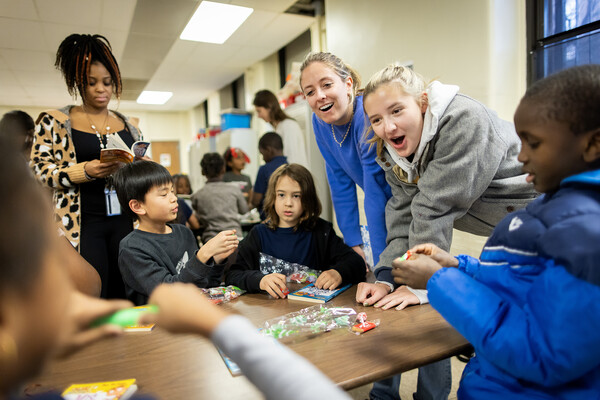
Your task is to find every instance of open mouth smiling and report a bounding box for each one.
[319,103,333,112]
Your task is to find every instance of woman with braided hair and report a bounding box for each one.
[30,33,143,299]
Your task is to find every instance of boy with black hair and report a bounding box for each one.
[251,132,288,217]
[191,152,248,243]
[393,64,600,399]
[114,161,239,305]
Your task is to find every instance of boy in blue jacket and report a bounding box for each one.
[393,64,600,400]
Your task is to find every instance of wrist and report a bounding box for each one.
[374,280,394,293]
[83,162,95,181]
[196,247,210,263]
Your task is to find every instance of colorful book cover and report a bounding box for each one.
[287,283,352,304]
[62,378,137,399]
[123,305,155,332]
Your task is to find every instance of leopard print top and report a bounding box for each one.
[30,106,142,250]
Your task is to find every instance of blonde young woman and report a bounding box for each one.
[358,63,538,400]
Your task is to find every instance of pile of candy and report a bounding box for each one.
[261,304,358,340]
[201,285,245,305]
[259,252,320,283]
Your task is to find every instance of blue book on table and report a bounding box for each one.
[287,283,351,304]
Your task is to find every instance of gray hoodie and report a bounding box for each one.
[374,82,537,284]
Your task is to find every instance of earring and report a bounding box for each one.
[0,332,18,365]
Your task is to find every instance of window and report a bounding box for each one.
[527,0,600,82]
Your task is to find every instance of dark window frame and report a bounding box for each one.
[526,0,600,84]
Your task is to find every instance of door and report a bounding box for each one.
[151,140,180,175]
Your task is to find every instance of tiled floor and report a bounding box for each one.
[348,229,487,400]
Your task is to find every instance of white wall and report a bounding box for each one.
[325,0,526,120]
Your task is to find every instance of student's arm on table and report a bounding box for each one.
[59,236,101,297]
[378,245,460,310]
[427,260,600,386]
[141,283,350,400]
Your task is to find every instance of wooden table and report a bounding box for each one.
[25,285,469,399]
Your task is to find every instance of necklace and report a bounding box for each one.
[83,105,111,149]
[330,109,354,147]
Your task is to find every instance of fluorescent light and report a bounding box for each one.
[180,1,253,44]
[137,91,173,105]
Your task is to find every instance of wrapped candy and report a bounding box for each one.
[351,312,380,334]
[261,304,358,341]
[259,252,320,283]
[201,285,245,304]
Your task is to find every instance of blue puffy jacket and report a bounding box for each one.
[427,169,600,399]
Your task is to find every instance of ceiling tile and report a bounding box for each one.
[0,17,46,51]
[0,0,37,19]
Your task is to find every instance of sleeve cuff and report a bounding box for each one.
[405,287,429,304]
[374,280,394,293]
[374,266,394,286]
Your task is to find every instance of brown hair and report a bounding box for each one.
[253,90,291,124]
[263,164,321,230]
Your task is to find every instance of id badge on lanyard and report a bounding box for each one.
[105,188,121,216]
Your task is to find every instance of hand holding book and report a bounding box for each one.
[99,134,150,164]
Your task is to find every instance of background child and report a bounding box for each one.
[392,64,600,400]
[0,110,34,162]
[172,173,192,196]
[251,132,288,218]
[223,147,253,201]
[253,89,309,168]
[114,161,238,305]
[171,173,202,231]
[191,153,248,243]
[226,163,365,297]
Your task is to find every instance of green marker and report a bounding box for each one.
[91,305,159,328]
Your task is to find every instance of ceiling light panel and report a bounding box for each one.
[180,1,253,44]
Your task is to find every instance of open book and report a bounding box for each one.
[100,134,150,164]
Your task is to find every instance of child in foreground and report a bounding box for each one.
[114,161,239,305]
[393,65,600,399]
[0,139,348,400]
[226,163,365,297]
